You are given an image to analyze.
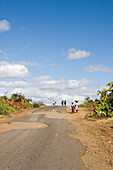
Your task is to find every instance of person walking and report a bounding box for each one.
[75,101,79,112]
[71,102,74,113]
[64,100,66,106]
[61,100,63,106]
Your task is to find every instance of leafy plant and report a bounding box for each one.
[80,96,97,109]
[0,98,14,115]
[32,102,40,108]
[0,93,44,116]
[90,82,113,118]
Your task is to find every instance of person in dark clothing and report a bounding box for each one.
[61,100,63,106]
[71,102,74,113]
[64,100,66,106]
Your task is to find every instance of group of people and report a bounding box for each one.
[53,100,78,112]
[53,101,56,105]
[61,100,66,106]
[71,101,79,113]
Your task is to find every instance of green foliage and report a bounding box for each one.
[0,93,44,116]
[14,106,20,110]
[90,81,113,118]
[32,102,40,108]
[10,93,32,107]
[10,93,31,103]
[0,98,15,115]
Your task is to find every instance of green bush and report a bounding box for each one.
[32,102,40,108]
[10,93,32,103]
[0,98,15,115]
[14,106,20,110]
[0,93,44,116]
[90,82,113,118]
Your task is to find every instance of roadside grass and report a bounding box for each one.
[66,106,113,169]
[85,110,113,167]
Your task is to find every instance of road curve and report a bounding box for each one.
[0,106,88,170]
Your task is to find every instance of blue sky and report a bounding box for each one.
[0,0,113,105]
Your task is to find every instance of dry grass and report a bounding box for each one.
[66,106,113,170]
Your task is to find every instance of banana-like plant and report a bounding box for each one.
[91,82,113,117]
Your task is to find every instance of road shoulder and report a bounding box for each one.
[66,107,113,170]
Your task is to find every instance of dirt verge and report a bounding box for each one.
[0,122,48,131]
[66,107,113,170]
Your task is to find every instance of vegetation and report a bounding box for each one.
[32,101,44,108]
[0,97,15,115]
[90,82,113,118]
[32,102,40,108]
[80,81,113,118]
[80,97,99,109]
[0,93,44,116]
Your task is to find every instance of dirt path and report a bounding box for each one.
[66,107,113,170]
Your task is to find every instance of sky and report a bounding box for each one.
[0,0,113,105]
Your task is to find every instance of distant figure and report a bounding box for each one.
[64,100,66,106]
[61,100,63,106]
[71,102,74,113]
[75,101,79,112]
[53,101,55,105]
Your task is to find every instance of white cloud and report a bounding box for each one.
[0,63,30,78]
[0,81,32,88]
[68,48,76,53]
[0,61,9,66]
[0,75,99,105]
[0,88,8,96]
[33,77,96,92]
[8,85,97,105]
[0,20,10,32]
[32,76,53,81]
[30,77,97,104]
[85,65,113,73]
[66,48,90,60]
[0,61,39,66]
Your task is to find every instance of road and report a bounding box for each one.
[0,106,88,170]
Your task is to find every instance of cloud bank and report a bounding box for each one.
[0,76,98,105]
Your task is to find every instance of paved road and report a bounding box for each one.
[0,106,88,170]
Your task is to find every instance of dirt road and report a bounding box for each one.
[0,106,88,170]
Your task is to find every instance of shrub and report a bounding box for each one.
[0,98,14,115]
[90,82,113,118]
[32,102,40,108]
[80,97,97,108]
